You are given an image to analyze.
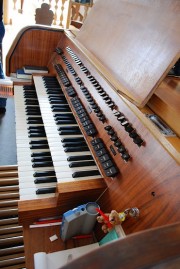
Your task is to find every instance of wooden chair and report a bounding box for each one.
[35,3,54,26]
[66,0,93,29]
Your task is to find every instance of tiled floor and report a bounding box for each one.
[0,21,23,166]
[0,96,17,165]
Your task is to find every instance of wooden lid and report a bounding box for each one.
[76,0,180,107]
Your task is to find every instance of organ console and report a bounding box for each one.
[5,0,180,268]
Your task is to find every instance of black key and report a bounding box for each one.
[28,129,45,134]
[25,100,39,105]
[69,161,96,168]
[27,117,43,121]
[63,142,87,147]
[51,104,70,109]
[64,146,89,152]
[27,120,43,124]
[24,95,37,99]
[59,130,81,135]
[58,126,79,131]
[31,152,51,157]
[67,155,93,161]
[32,161,53,168]
[43,76,57,81]
[48,96,66,101]
[36,187,56,194]
[28,129,45,133]
[72,170,100,178]
[34,177,57,184]
[25,106,40,110]
[53,112,73,117]
[30,144,49,149]
[26,111,41,116]
[52,107,71,112]
[61,137,85,142]
[55,115,75,121]
[50,100,67,104]
[44,84,60,88]
[28,126,45,130]
[32,157,52,162]
[28,134,46,138]
[29,140,48,145]
[56,119,76,124]
[46,90,62,95]
[33,171,56,177]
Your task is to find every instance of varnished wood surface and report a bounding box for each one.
[8,25,179,235]
[5,6,180,268]
[18,179,106,224]
[148,77,180,137]
[59,222,180,269]
[76,0,180,107]
[4,23,180,233]
[23,223,95,269]
[53,33,180,236]
[5,25,64,76]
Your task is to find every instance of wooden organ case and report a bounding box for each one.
[6,0,180,268]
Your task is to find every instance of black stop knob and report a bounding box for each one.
[111,135,118,141]
[117,145,126,153]
[104,125,112,131]
[108,129,115,136]
[121,152,131,161]
[133,136,144,146]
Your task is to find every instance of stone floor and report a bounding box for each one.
[0,96,17,165]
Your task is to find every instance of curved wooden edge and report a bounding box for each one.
[5,25,64,76]
[59,222,180,269]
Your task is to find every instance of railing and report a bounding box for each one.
[4,0,71,29]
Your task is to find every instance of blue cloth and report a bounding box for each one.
[0,20,5,79]
[0,97,6,107]
[0,4,7,108]
[74,0,91,3]
[0,1,5,79]
[0,21,5,43]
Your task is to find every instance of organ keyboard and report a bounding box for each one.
[14,77,103,200]
[5,0,180,268]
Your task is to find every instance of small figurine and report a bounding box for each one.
[96,208,139,233]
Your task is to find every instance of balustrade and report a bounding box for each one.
[5,0,71,28]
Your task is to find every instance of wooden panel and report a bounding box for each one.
[56,179,107,208]
[5,25,64,76]
[52,34,180,236]
[76,0,180,107]
[148,77,180,136]
[18,179,106,225]
[18,198,59,225]
[7,25,180,268]
[23,223,95,269]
